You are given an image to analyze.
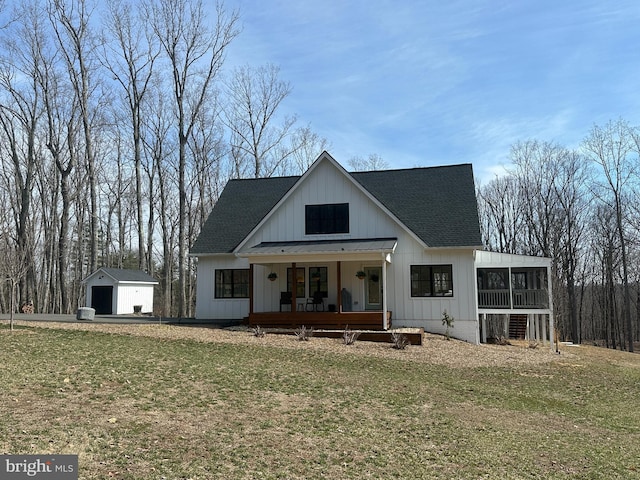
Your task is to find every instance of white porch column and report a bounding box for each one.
[481,314,487,343]
[549,312,555,352]
[382,253,388,330]
[542,313,547,345]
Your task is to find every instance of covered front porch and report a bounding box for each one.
[239,238,397,331]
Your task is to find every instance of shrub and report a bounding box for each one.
[441,310,455,340]
[294,325,313,341]
[391,332,410,350]
[342,326,361,346]
[251,325,266,338]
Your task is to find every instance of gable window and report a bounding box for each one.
[215,269,249,298]
[305,203,349,235]
[411,265,453,297]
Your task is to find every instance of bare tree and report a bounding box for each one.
[223,63,300,178]
[0,0,45,309]
[348,153,389,172]
[48,0,101,274]
[148,0,239,317]
[583,119,638,352]
[101,0,159,272]
[288,126,330,175]
[477,175,525,254]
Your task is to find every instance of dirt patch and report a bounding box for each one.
[5,320,569,368]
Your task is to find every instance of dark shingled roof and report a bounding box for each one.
[190,175,299,254]
[352,164,482,248]
[190,163,482,254]
[98,268,158,283]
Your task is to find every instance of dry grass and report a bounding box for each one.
[8,320,564,368]
[1,320,639,479]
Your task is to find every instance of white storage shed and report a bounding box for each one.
[83,267,158,315]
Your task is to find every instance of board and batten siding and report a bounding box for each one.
[384,230,479,344]
[246,159,400,244]
[115,284,155,314]
[195,255,250,320]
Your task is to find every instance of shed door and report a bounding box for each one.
[92,286,113,314]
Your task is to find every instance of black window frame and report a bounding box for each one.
[410,264,453,297]
[215,269,250,298]
[305,203,349,235]
[308,266,328,298]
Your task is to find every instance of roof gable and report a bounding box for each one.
[83,267,158,284]
[190,155,482,255]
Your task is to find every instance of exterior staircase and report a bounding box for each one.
[508,314,527,340]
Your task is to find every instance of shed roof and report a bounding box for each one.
[83,267,158,284]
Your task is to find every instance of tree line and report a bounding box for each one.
[0,0,329,318]
[477,119,640,352]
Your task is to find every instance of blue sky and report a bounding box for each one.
[225,0,640,182]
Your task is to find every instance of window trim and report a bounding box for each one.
[214,268,250,299]
[410,264,453,298]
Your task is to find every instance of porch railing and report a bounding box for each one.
[513,289,548,308]
[478,289,548,309]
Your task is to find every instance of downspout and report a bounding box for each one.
[249,263,254,316]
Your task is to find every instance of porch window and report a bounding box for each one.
[215,269,249,298]
[287,267,305,298]
[305,203,349,234]
[308,266,328,298]
[411,265,453,297]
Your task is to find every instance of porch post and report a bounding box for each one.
[382,253,388,330]
[291,262,297,313]
[546,262,555,352]
[541,312,547,345]
[337,261,342,312]
[481,314,487,343]
[249,263,254,315]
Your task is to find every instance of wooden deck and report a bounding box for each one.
[248,310,391,330]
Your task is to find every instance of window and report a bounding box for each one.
[287,267,305,298]
[411,265,453,297]
[215,269,249,298]
[308,266,328,298]
[305,203,349,235]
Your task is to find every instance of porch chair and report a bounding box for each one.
[279,291,292,312]
[306,291,325,312]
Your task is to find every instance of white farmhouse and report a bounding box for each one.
[190,152,553,346]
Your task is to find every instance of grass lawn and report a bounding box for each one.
[1,323,639,479]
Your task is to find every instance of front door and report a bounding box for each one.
[364,266,382,310]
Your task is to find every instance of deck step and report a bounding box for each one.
[509,314,527,339]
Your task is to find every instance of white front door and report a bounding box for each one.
[364,266,382,310]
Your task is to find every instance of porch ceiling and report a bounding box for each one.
[238,237,397,263]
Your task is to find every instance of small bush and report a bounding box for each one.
[342,326,361,346]
[251,326,266,338]
[391,332,410,350]
[294,325,313,341]
[441,310,455,340]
